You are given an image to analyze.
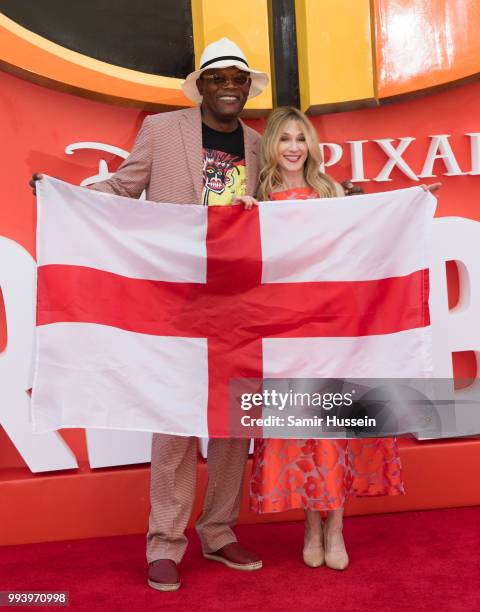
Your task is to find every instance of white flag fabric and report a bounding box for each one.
[32,177,436,437]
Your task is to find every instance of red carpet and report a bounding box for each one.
[1,507,479,611]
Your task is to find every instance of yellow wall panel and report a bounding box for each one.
[191,0,272,112]
[295,0,376,112]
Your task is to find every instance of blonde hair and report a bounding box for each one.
[257,106,337,201]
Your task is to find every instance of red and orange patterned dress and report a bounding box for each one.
[250,186,405,513]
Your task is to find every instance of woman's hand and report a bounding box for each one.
[232,195,259,210]
[420,182,442,195]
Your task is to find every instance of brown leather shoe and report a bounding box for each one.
[147,559,181,591]
[204,542,262,571]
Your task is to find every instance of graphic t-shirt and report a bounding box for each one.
[201,122,246,206]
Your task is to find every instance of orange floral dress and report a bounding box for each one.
[250,187,405,513]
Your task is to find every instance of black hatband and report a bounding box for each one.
[200,55,249,70]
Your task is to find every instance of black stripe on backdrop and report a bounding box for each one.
[268,0,301,108]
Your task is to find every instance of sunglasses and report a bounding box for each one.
[201,73,251,87]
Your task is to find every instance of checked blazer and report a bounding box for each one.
[90,105,261,205]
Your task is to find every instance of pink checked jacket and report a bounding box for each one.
[90,106,261,204]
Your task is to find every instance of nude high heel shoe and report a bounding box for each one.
[303,513,324,568]
[324,525,349,571]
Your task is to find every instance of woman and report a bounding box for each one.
[236,106,406,571]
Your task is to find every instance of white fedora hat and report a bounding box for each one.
[182,37,269,104]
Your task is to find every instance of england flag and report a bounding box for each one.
[32,177,436,437]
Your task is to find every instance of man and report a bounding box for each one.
[31,38,268,592]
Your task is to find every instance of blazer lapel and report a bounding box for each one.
[180,106,203,203]
[242,121,259,196]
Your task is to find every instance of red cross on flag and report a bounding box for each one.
[32,177,436,438]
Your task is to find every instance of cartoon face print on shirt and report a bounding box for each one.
[202,148,246,206]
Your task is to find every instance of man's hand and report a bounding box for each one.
[341,181,364,196]
[29,173,44,196]
[232,195,258,210]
